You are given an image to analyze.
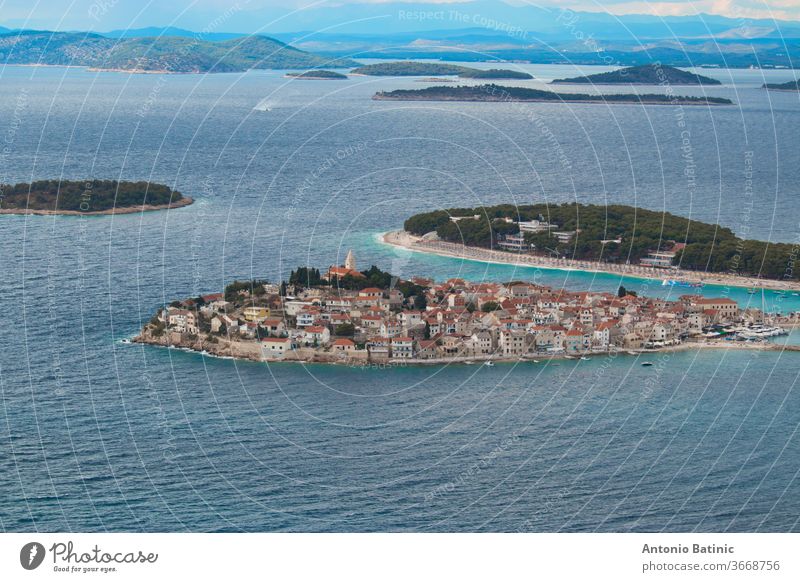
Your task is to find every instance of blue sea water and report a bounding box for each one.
[0,63,799,532]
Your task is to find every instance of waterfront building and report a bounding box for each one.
[640,250,677,268]
[391,337,415,358]
[261,337,295,358]
[499,329,527,356]
[497,233,530,252]
[166,308,198,334]
[332,338,356,352]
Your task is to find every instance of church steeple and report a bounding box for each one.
[345,249,356,271]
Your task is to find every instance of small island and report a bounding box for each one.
[763,79,800,91]
[134,251,796,366]
[552,64,722,86]
[351,61,533,79]
[373,84,732,105]
[393,203,800,289]
[458,68,534,80]
[285,70,348,80]
[0,180,192,215]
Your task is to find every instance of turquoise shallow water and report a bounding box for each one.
[0,63,799,531]
[366,231,800,314]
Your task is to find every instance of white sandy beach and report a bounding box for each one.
[382,230,800,293]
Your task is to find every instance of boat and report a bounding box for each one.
[253,98,274,112]
[662,279,704,288]
[641,362,654,367]
[747,288,757,294]
[464,360,474,365]
[580,356,590,361]
[484,361,495,367]
[120,338,131,344]
[627,351,639,356]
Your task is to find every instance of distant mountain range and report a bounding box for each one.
[0,30,356,72]
[80,2,800,38]
[276,29,800,68]
[551,65,722,85]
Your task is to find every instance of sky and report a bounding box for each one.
[1,0,797,32]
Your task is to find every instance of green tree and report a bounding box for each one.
[335,323,355,337]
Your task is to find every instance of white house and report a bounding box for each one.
[261,337,295,359]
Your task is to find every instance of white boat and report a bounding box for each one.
[484,361,495,367]
[120,338,131,344]
[253,98,274,111]
[580,356,590,361]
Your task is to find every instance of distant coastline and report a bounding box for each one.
[0,196,193,216]
[132,333,800,367]
[381,230,800,293]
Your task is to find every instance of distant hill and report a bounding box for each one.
[286,69,347,79]
[763,79,800,90]
[552,64,722,85]
[458,68,533,80]
[0,30,356,72]
[351,61,532,79]
[373,84,732,105]
[103,27,245,41]
[352,62,470,76]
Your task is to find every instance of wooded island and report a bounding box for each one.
[0,180,191,215]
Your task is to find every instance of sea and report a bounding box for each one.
[0,62,799,532]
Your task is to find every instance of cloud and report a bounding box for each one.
[546,0,800,21]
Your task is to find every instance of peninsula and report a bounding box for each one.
[551,64,722,85]
[285,70,348,80]
[763,79,800,91]
[351,61,533,79]
[373,84,732,105]
[0,180,192,215]
[135,252,795,366]
[0,31,356,73]
[390,203,800,290]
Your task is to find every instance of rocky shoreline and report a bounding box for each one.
[132,328,800,368]
[0,196,194,216]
